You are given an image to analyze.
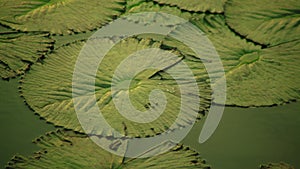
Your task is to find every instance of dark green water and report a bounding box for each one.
[1,78,299,168]
[0,78,55,168]
[183,102,300,169]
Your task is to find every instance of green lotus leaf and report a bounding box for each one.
[0,0,125,35]
[260,162,295,169]
[122,145,210,169]
[6,130,210,168]
[51,31,96,49]
[21,37,211,137]
[138,14,300,106]
[223,39,300,107]
[125,0,193,22]
[153,0,226,13]
[0,25,53,79]
[136,14,261,75]
[95,38,211,137]
[176,14,300,106]
[224,0,300,46]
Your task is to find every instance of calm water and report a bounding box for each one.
[183,102,300,169]
[1,79,299,168]
[0,78,55,168]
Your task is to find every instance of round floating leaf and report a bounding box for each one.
[178,14,300,106]
[124,0,193,23]
[7,130,124,169]
[224,40,300,107]
[94,38,211,137]
[140,14,300,106]
[137,14,261,75]
[122,145,210,169]
[225,0,300,46]
[6,130,210,168]
[22,42,83,131]
[153,0,226,13]
[22,38,211,137]
[0,25,53,79]
[0,0,125,34]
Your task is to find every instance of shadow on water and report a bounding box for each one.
[183,102,300,169]
[0,78,55,168]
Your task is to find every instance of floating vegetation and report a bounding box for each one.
[21,38,211,137]
[0,25,53,79]
[6,130,211,169]
[225,0,300,46]
[260,162,295,169]
[153,0,226,13]
[0,0,126,34]
[1,0,299,168]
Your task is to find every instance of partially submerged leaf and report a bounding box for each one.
[0,0,125,34]
[124,0,193,22]
[6,130,210,168]
[122,145,210,169]
[225,0,300,46]
[6,130,124,169]
[153,0,227,13]
[21,37,211,137]
[0,25,53,79]
[51,31,96,49]
[260,162,295,169]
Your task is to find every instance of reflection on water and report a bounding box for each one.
[183,102,300,169]
[0,79,55,168]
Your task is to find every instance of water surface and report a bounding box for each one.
[183,102,300,169]
[0,78,55,168]
[1,79,299,169]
